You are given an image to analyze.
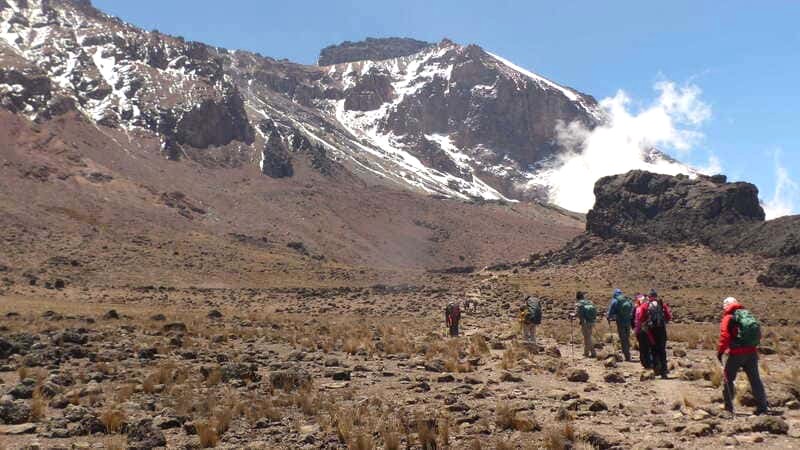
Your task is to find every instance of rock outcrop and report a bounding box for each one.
[318,37,433,66]
[534,170,800,287]
[586,171,764,244]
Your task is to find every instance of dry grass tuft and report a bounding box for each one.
[469,334,490,356]
[416,418,437,450]
[196,419,220,448]
[205,367,222,387]
[142,374,157,394]
[293,386,321,416]
[100,406,126,434]
[495,402,537,432]
[709,362,724,388]
[381,424,401,450]
[245,398,282,425]
[349,432,375,450]
[495,402,515,430]
[545,422,576,450]
[214,406,234,435]
[500,346,516,370]
[30,387,47,422]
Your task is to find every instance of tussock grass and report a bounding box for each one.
[30,387,47,422]
[495,402,537,432]
[100,406,126,434]
[544,422,576,450]
[196,419,220,448]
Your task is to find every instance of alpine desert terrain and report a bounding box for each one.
[1,1,800,449]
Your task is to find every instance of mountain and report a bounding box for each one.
[0,0,687,206]
[0,0,592,287]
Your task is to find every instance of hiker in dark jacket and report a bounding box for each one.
[520,296,542,346]
[445,302,461,337]
[571,291,597,358]
[646,289,672,378]
[718,297,768,415]
[606,288,633,361]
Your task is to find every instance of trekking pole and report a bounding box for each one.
[608,319,615,351]
[569,316,575,361]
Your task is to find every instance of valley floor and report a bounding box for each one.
[1,275,799,449]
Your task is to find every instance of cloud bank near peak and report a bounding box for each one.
[762,149,799,220]
[528,80,716,213]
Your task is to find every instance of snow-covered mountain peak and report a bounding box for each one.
[0,3,698,211]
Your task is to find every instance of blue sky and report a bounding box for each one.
[93,0,800,215]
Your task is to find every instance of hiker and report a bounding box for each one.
[571,291,597,358]
[606,288,633,361]
[717,297,768,415]
[445,302,461,337]
[646,289,672,378]
[634,294,653,369]
[520,296,542,346]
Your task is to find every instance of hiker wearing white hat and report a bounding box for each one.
[717,297,768,416]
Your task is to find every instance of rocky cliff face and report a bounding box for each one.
[536,170,800,288]
[318,37,433,66]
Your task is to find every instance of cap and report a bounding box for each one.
[722,297,737,309]
[649,289,658,297]
[613,288,622,296]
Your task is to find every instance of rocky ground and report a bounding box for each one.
[1,267,799,449]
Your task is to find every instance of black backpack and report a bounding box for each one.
[648,301,666,328]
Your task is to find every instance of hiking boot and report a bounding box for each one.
[719,410,734,420]
[754,408,768,416]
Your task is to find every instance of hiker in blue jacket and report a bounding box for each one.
[607,288,633,362]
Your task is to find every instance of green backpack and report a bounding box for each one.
[578,300,597,323]
[617,296,634,322]
[733,309,761,347]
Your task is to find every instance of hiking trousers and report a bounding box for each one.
[449,323,459,337]
[615,320,631,361]
[636,331,653,369]
[581,323,596,357]
[522,322,536,346]
[651,326,668,376]
[723,352,768,413]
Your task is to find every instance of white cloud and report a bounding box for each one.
[528,80,714,213]
[763,149,799,220]
[696,154,723,177]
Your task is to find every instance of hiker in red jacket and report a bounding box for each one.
[445,302,461,337]
[645,290,672,378]
[717,297,768,415]
[633,294,653,369]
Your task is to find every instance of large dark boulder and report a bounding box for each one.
[586,171,764,244]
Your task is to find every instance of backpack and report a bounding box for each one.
[617,296,634,322]
[647,301,666,328]
[525,297,542,325]
[578,300,597,323]
[732,309,761,347]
